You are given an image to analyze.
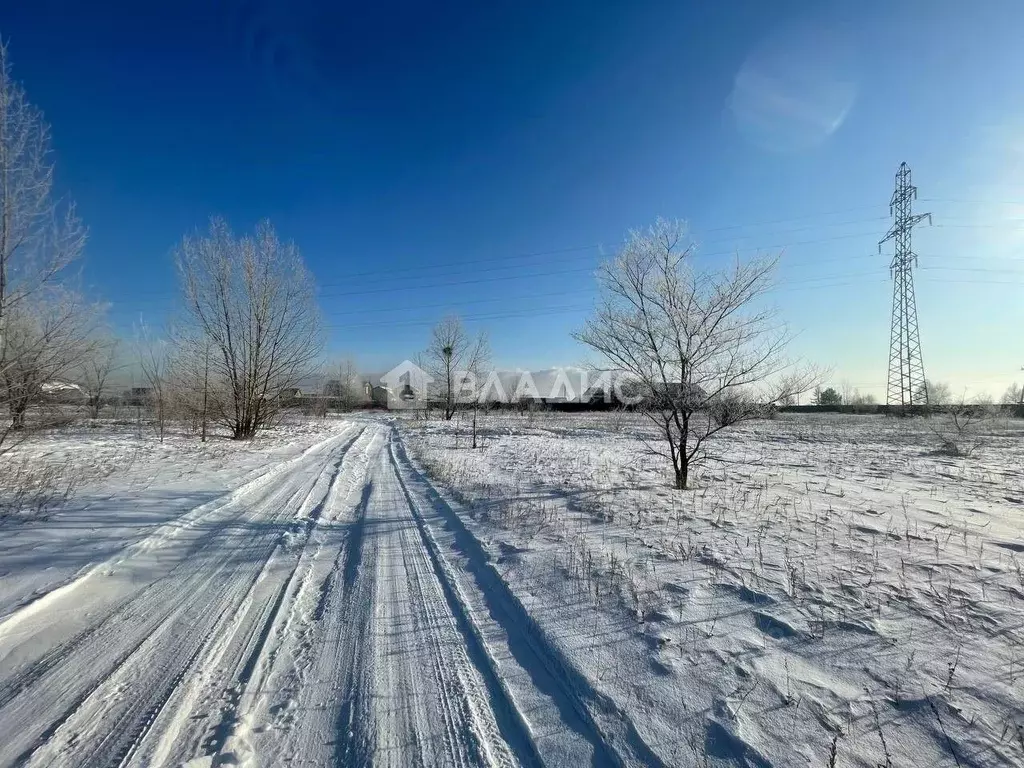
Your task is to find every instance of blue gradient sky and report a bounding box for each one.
[3,0,1023,398]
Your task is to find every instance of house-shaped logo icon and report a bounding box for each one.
[379,360,432,410]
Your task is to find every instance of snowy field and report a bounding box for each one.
[402,410,1024,767]
[0,411,1021,767]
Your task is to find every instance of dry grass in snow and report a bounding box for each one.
[401,410,1024,767]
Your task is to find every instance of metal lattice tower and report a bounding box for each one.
[879,162,931,408]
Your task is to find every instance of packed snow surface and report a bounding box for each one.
[0,412,1022,767]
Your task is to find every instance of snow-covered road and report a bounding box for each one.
[0,421,618,768]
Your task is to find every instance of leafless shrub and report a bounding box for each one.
[168,336,214,439]
[1002,382,1022,407]
[1,288,100,433]
[0,454,78,522]
[136,324,172,442]
[928,395,994,457]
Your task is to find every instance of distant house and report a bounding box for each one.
[122,387,153,406]
[277,387,303,406]
[363,381,389,407]
[42,381,88,405]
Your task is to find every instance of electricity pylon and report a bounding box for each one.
[880,162,931,409]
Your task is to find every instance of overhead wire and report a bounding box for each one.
[105,198,1024,323]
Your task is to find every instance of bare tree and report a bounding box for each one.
[422,315,490,420]
[77,336,120,419]
[839,379,855,407]
[847,389,877,412]
[337,358,360,409]
[1002,382,1022,406]
[136,324,170,442]
[576,218,816,490]
[175,218,322,439]
[0,40,89,446]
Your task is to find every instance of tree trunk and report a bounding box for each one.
[201,345,209,442]
[10,403,26,430]
[674,441,690,490]
[674,461,689,490]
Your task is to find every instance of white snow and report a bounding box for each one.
[402,410,1024,767]
[0,410,1021,767]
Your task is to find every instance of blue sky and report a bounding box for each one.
[4,0,1024,398]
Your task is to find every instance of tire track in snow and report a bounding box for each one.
[0,427,359,639]
[385,435,541,768]
[331,478,376,768]
[0,427,365,767]
[127,426,372,768]
[331,432,530,768]
[390,432,666,768]
[254,428,528,767]
[196,427,370,765]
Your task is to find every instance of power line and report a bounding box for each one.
[310,216,890,290]
[920,265,1024,274]
[324,303,595,330]
[102,201,1024,314]
[321,287,597,316]
[320,214,890,285]
[920,197,1024,206]
[322,274,902,331]
[313,231,893,298]
[919,276,1024,286]
[320,275,893,331]
[117,217,897,302]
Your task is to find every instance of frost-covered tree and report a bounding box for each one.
[175,218,322,439]
[576,218,816,490]
[167,334,215,440]
[917,379,951,406]
[0,40,92,442]
[324,357,360,410]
